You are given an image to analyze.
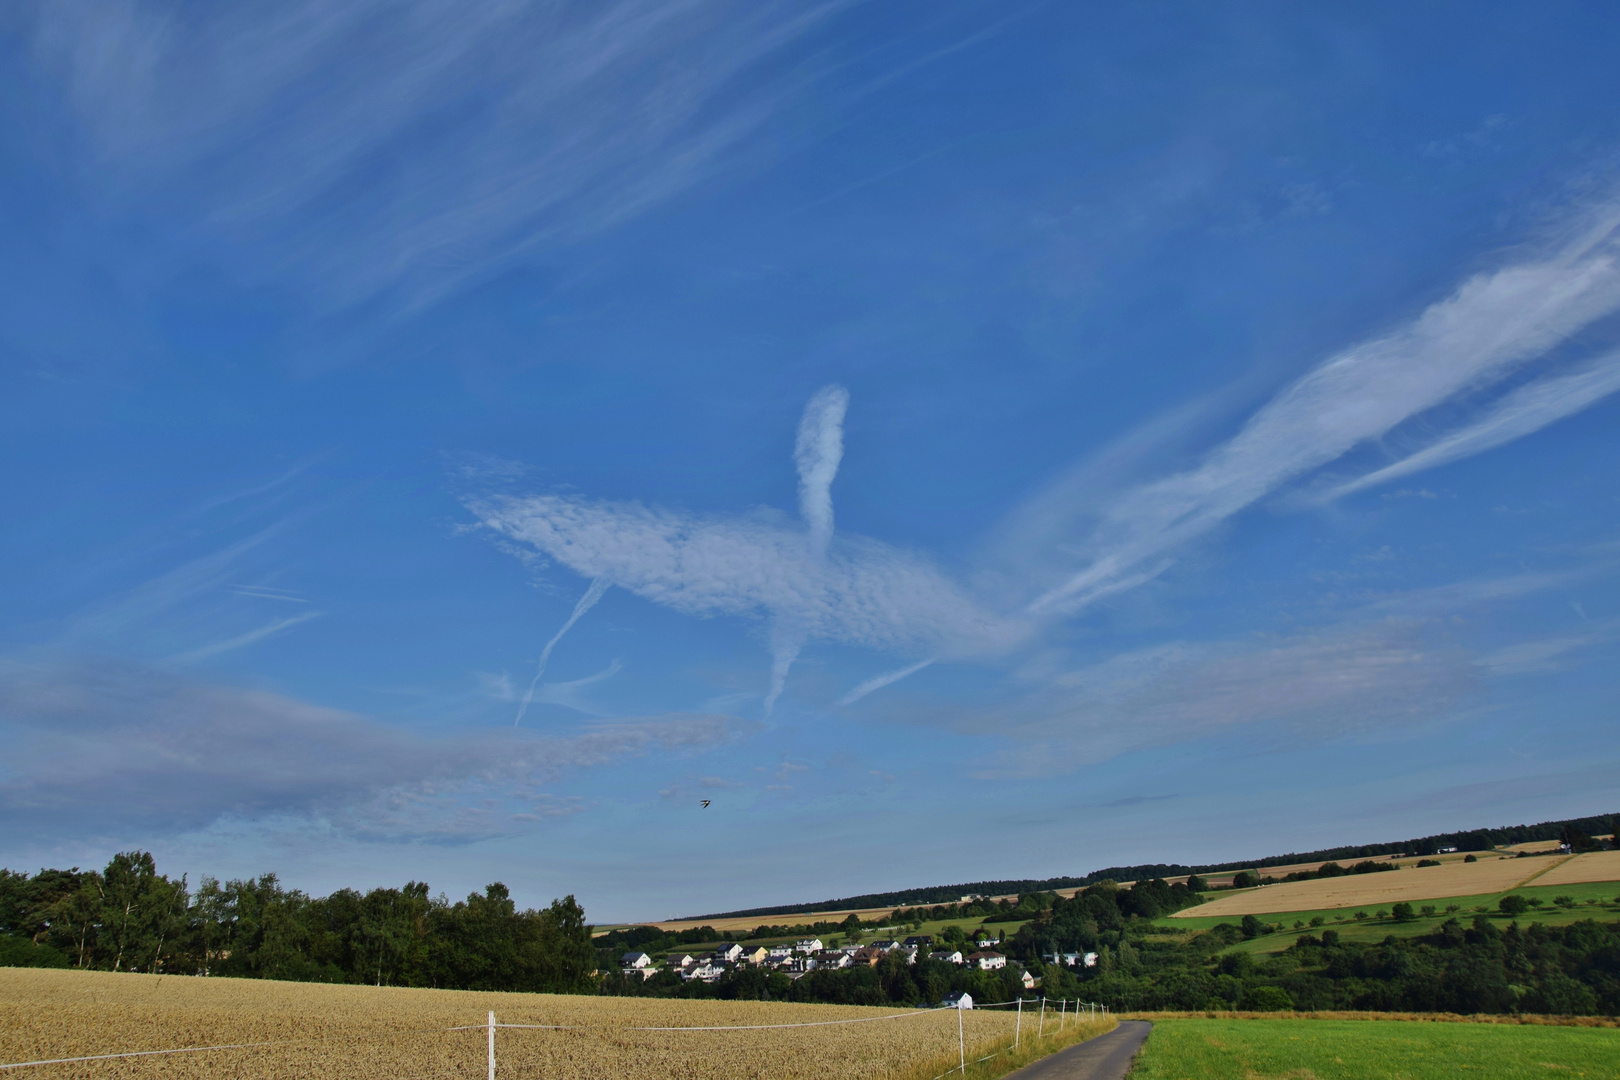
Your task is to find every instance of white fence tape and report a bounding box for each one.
[0,1041,286,1071]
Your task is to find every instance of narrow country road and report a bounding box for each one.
[1000,1020,1153,1080]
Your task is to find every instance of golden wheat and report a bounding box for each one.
[0,968,1111,1079]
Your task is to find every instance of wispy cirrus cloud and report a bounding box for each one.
[1317,349,1620,501]
[1027,207,1620,616]
[470,491,1029,662]
[27,0,853,307]
[469,383,1030,713]
[167,611,323,665]
[0,657,745,842]
[953,622,1478,776]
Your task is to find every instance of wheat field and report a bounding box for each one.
[1169,853,1620,918]
[0,968,1110,1079]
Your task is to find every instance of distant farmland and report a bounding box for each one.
[1171,851,1619,918]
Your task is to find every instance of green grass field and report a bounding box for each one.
[1157,881,1620,955]
[1127,1018,1620,1079]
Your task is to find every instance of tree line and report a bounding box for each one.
[1007,878,1620,1015]
[0,852,593,993]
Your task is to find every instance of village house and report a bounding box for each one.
[903,935,932,949]
[941,991,973,1009]
[711,942,744,963]
[1018,970,1037,990]
[814,950,853,970]
[929,949,964,965]
[870,939,900,952]
[850,946,884,967]
[620,951,653,970]
[667,953,695,970]
[966,950,1006,971]
[682,961,727,983]
[767,944,795,963]
[796,938,825,953]
[739,945,769,965]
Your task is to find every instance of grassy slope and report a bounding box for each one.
[1157,880,1620,955]
[1127,1018,1620,1079]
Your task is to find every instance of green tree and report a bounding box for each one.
[94,852,189,973]
[1239,985,1293,1011]
[1391,902,1415,922]
[1498,894,1529,916]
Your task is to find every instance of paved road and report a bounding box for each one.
[999,1020,1153,1080]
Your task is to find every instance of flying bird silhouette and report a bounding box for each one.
[701,800,711,808]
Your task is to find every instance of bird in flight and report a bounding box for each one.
[701,800,711,808]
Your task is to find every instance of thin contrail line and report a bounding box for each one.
[515,577,609,727]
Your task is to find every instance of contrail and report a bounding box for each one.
[764,384,850,718]
[514,577,609,727]
[795,384,849,559]
[839,657,936,706]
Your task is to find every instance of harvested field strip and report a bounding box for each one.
[1535,849,1620,886]
[1513,853,1577,887]
[1125,1017,1620,1079]
[0,968,1110,1080]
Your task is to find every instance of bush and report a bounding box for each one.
[1391,902,1416,922]
[1240,915,1263,939]
[1308,916,1324,928]
[1554,895,1576,909]
[1416,859,1441,867]
[0,935,70,968]
[1231,871,1261,890]
[1239,985,1294,1011]
[1420,905,1436,917]
[1353,911,1368,921]
[1498,895,1530,916]
[1464,854,1478,862]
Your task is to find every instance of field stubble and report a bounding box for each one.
[0,968,1110,1080]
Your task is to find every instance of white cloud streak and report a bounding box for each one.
[515,577,609,727]
[27,0,851,307]
[1028,209,1620,616]
[469,493,1029,659]
[1321,349,1620,500]
[795,384,849,559]
[167,611,323,665]
[763,383,851,714]
[838,656,935,706]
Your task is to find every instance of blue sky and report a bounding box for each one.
[4,2,1620,922]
